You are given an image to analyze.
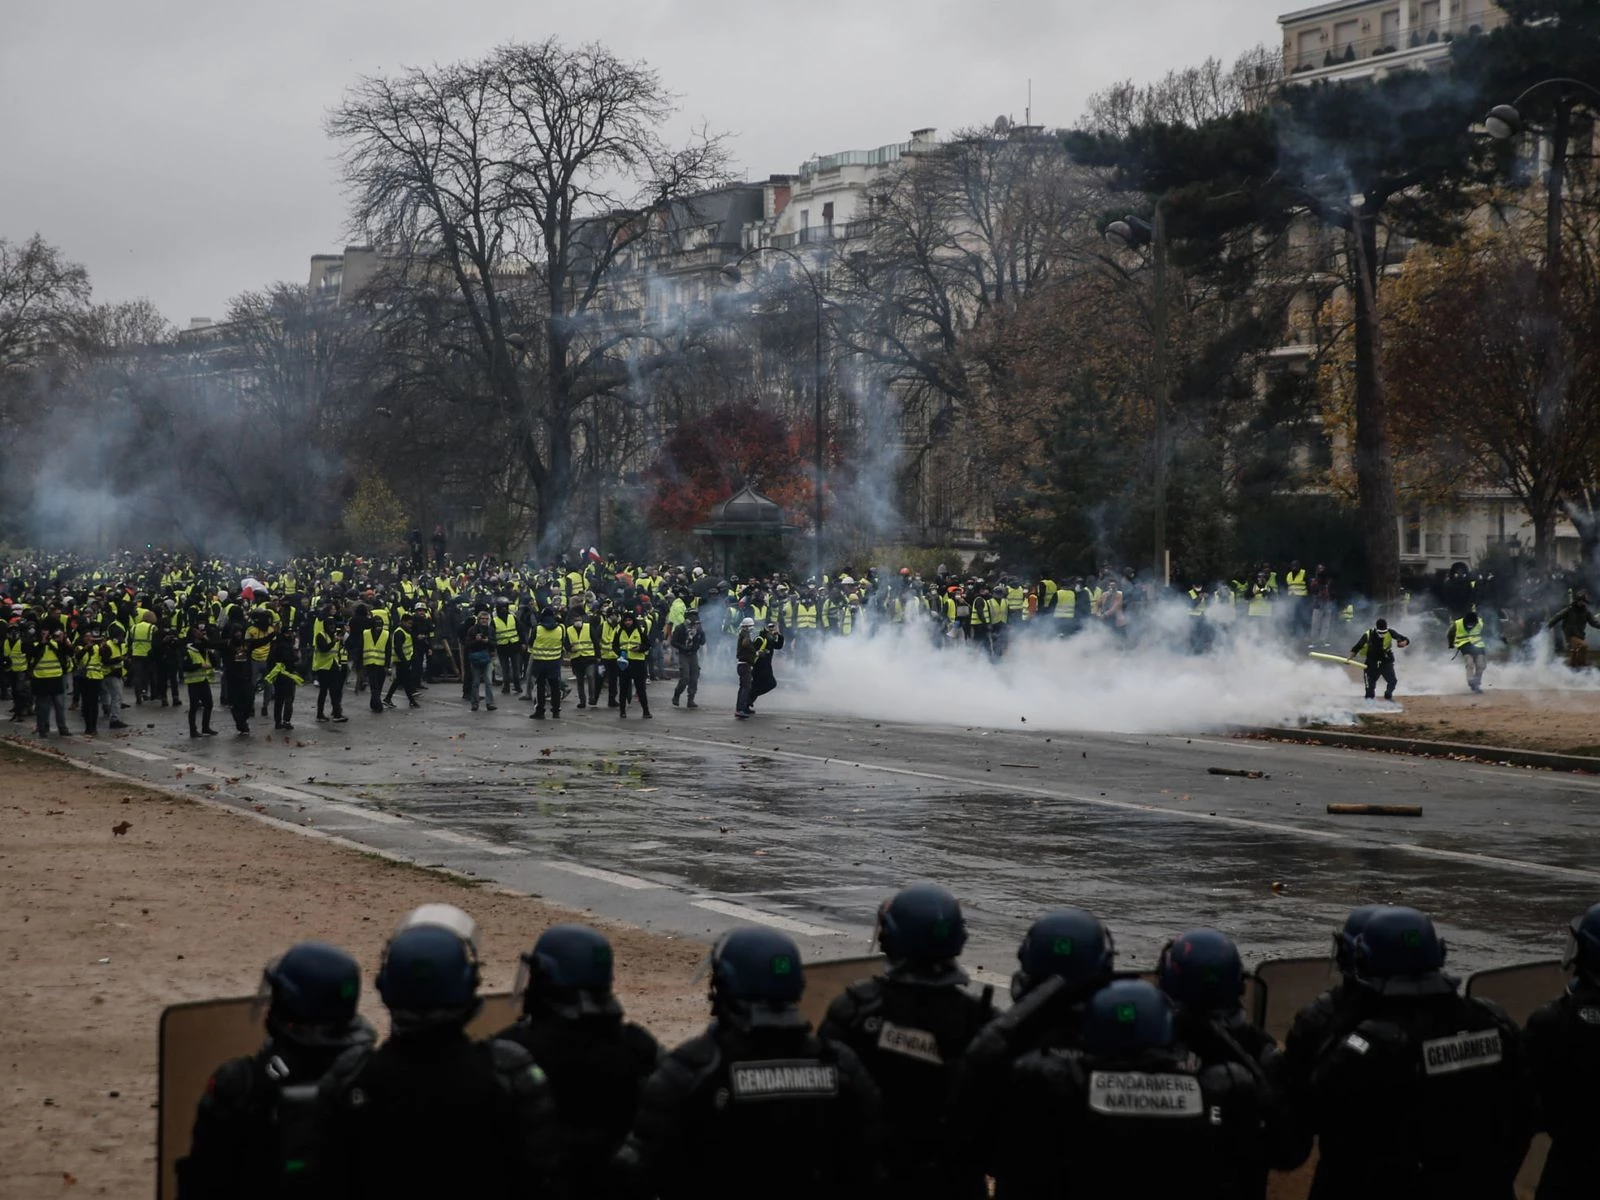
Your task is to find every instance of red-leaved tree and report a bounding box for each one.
[645,398,815,532]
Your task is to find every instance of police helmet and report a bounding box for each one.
[1353,906,1452,996]
[877,882,967,967]
[1013,908,1115,1001]
[709,927,806,1029]
[258,941,363,1047]
[514,923,621,1020]
[1157,928,1244,1015]
[1083,980,1176,1058]
[1562,902,1600,985]
[1333,904,1388,977]
[376,923,482,1031]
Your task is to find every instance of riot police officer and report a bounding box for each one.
[1301,906,1532,1200]
[952,907,1117,1187]
[494,924,661,1198]
[1280,903,1388,1134]
[1524,901,1600,1199]
[1157,928,1310,1197]
[1002,979,1271,1200]
[317,916,560,1197]
[819,883,994,1200]
[176,941,374,1199]
[613,927,884,1200]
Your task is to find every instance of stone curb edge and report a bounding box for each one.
[1235,726,1600,774]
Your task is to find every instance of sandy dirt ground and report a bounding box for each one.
[1357,689,1600,756]
[0,744,708,1197]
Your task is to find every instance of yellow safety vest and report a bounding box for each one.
[1006,585,1026,615]
[247,625,273,663]
[5,636,27,672]
[362,628,389,667]
[31,644,68,680]
[797,603,818,629]
[182,646,212,685]
[1452,619,1485,650]
[1285,569,1308,597]
[392,627,414,663]
[493,614,519,646]
[130,620,156,657]
[569,623,595,658]
[529,624,566,662]
[84,644,114,681]
[614,628,644,660]
[1054,590,1076,619]
[599,620,619,661]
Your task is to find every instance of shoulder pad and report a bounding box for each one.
[621,1021,664,1066]
[664,1033,723,1088]
[485,1037,549,1097]
[318,1042,375,1105]
[204,1055,259,1107]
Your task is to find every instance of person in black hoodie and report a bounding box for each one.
[265,628,302,730]
[495,924,661,1198]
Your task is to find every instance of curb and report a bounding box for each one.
[1245,726,1600,774]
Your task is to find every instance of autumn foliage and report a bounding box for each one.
[645,398,815,532]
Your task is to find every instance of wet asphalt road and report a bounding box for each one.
[11,674,1599,982]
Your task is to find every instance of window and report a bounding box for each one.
[1449,532,1469,556]
[1424,531,1443,556]
[1296,28,1321,68]
[800,209,809,230]
[1420,0,1440,33]
[1380,9,1400,43]
[1333,19,1359,52]
[1404,510,1422,556]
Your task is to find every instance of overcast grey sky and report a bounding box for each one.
[0,0,1290,325]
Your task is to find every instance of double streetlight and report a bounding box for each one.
[1105,203,1171,586]
[721,246,827,584]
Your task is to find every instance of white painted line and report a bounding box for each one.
[540,861,665,890]
[173,763,227,779]
[692,898,848,937]
[110,747,167,761]
[652,733,1600,887]
[323,801,410,827]
[252,782,317,801]
[419,827,522,856]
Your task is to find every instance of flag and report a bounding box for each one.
[585,546,602,564]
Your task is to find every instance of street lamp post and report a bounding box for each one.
[721,246,827,584]
[1105,202,1170,587]
[1484,78,1600,285]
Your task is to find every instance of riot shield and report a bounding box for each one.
[1252,956,1335,1044]
[799,954,885,1029]
[158,991,522,1200]
[1466,960,1565,1200]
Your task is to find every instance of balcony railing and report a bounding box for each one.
[1283,21,1493,76]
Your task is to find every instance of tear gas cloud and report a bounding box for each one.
[771,602,1600,736]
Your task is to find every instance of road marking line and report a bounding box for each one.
[540,861,664,890]
[720,885,883,898]
[650,733,1600,886]
[692,898,848,937]
[323,801,410,827]
[419,828,522,856]
[252,783,317,801]
[173,763,227,779]
[110,747,167,761]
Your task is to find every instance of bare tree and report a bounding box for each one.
[1078,45,1283,137]
[327,39,728,549]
